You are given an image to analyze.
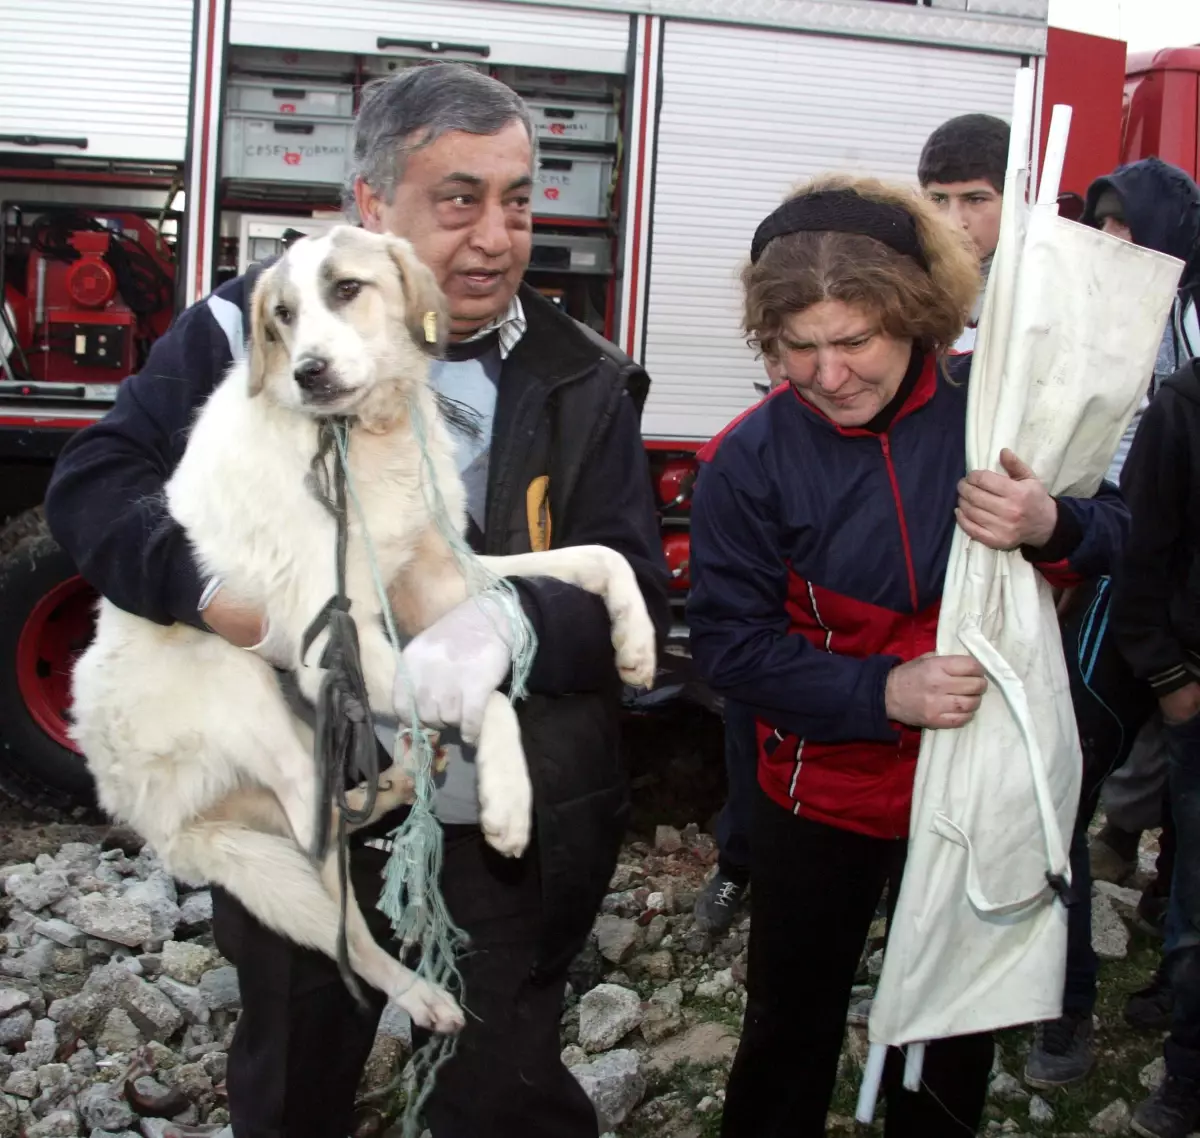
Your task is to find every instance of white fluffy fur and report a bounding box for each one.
[70,227,657,1031]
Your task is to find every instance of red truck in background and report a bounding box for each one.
[1040,28,1200,202]
[0,6,1197,813]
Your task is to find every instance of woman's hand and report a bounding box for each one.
[885,653,987,729]
[956,449,1057,550]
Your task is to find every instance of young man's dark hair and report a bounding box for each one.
[918,113,1010,348]
[917,112,1010,193]
[44,62,669,1138]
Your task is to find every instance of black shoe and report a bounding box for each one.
[1132,1074,1200,1138]
[1091,822,1141,885]
[1024,1010,1095,1088]
[693,871,748,935]
[1135,892,1170,939]
[1127,971,1175,1032]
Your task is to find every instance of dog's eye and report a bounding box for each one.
[335,279,362,302]
[274,305,292,326]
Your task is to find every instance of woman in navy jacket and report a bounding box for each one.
[687,175,1128,1137]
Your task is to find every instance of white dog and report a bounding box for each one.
[70,227,657,1033]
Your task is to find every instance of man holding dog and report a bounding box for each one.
[45,64,669,1138]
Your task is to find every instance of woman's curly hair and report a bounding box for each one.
[742,173,981,360]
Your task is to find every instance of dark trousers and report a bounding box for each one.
[721,789,994,1138]
[715,699,757,883]
[1060,577,1158,1015]
[1164,714,1200,1079]
[211,825,598,1138]
[1063,824,1097,1015]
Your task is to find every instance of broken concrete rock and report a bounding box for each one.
[578,984,643,1053]
[571,1049,646,1132]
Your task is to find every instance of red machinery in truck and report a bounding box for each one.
[0,0,1196,810]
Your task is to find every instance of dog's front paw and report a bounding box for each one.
[610,595,657,690]
[478,770,532,858]
[392,975,465,1034]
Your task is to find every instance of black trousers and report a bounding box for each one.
[211,825,598,1138]
[721,789,994,1138]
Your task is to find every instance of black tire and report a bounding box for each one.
[0,508,98,817]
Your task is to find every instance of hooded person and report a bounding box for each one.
[1083,156,1200,481]
[1081,157,1200,993]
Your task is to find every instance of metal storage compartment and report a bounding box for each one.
[228,78,354,119]
[534,152,613,218]
[229,46,354,79]
[527,100,617,145]
[223,114,353,186]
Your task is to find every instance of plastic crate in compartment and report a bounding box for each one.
[229,47,354,79]
[223,114,353,186]
[228,78,354,119]
[492,66,613,99]
[362,54,486,78]
[535,153,613,218]
[527,100,617,145]
[529,233,612,274]
[235,214,345,274]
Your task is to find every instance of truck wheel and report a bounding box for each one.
[0,509,98,816]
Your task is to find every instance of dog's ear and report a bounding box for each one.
[385,237,448,357]
[246,272,277,397]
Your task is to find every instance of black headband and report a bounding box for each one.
[750,188,931,270]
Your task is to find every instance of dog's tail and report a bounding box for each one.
[164,810,374,988]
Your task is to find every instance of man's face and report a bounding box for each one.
[354,120,534,341]
[923,178,1003,260]
[1100,215,1134,244]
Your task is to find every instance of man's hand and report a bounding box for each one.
[1160,681,1200,726]
[393,593,516,744]
[200,587,293,667]
[201,590,267,648]
[885,653,988,730]
[956,449,1058,550]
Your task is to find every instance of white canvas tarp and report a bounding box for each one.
[860,80,1184,1114]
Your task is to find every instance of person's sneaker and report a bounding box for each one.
[1126,970,1175,1032]
[1023,1010,1095,1088]
[1090,822,1141,885]
[1132,1074,1200,1138]
[693,871,748,935]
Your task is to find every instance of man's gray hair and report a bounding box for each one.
[343,63,536,217]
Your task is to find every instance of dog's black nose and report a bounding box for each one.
[293,357,330,391]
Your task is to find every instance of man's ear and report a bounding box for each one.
[247,272,276,396]
[385,236,448,357]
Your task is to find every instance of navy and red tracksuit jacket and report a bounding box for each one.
[686,352,1128,840]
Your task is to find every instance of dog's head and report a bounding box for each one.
[246,227,448,425]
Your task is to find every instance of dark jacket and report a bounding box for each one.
[44,272,670,980]
[687,353,1127,840]
[1112,358,1200,698]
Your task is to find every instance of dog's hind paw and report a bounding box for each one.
[393,975,465,1034]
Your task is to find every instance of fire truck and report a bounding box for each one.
[0,0,1196,810]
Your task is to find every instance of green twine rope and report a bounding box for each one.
[331,395,537,1134]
